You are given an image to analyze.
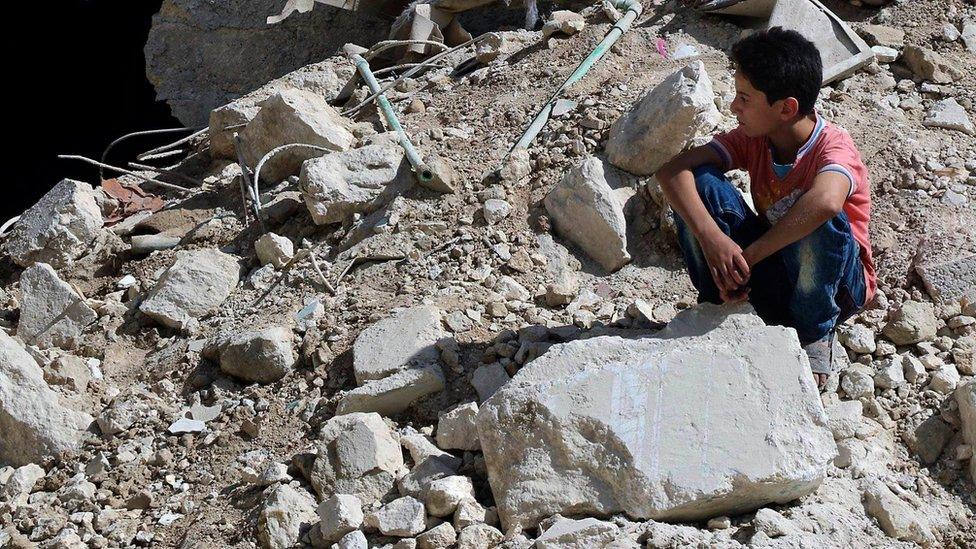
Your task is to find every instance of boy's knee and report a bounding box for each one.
[692,165,726,189]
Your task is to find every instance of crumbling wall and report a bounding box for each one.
[144,0,390,126]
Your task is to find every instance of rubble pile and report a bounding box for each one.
[2,0,975,548]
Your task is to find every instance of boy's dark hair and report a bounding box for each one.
[731,27,822,116]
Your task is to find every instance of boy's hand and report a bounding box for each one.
[699,229,750,301]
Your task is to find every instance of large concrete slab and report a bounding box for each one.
[477,303,836,529]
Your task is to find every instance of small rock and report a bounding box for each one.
[257,484,318,549]
[255,232,294,268]
[18,263,98,350]
[882,301,937,345]
[422,475,475,517]
[140,249,240,331]
[500,150,531,182]
[167,417,206,434]
[838,324,876,354]
[536,517,619,548]
[205,326,295,384]
[911,415,952,464]
[542,10,585,38]
[471,363,510,402]
[826,400,862,440]
[841,365,875,399]
[902,45,962,83]
[317,494,363,542]
[353,305,445,384]
[928,364,960,394]
[310,412,403,504]
[753,508,797,538]
[483,199,512,225]
[453,499,490,531]
[923,98,975,136]
[334,530,368,549]
[871,45,899,63]
[337,363,445,416]
[874,358,905,389]
[364,496,426,537]
[707,516,731,530]
[863,479,935,545]
[457,524,504,549]
[417,522,457,549]
[436,402,481,451]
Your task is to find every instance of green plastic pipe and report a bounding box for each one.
[352,54,434,184]
[512,0,644,152]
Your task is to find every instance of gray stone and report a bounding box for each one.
[857,24,905,48]
[241,89,355,183]
[208,59,351,158]
[752,508,797,538]
[457,524,504,549]
[882,301,938,345]
[471,363,510,403]
[963,19,976,53]
[257,484,318,549]
[544,156,632,272]
[483,199,512,225]
[863,479,935,545]
[871,45,899,63]
[334,529,368,549]
[5,179,103,269]
[902,46,962,83]
[337,363,445,416]
[422,475,475,517]
[18,263,98,350]
[606,61,721,176]
[206,326,295,384]
[911,415,952,465]
[536,517,619,549]
[923,98,975,136]
[255,233,294,268]
[417,522,457,549]
[436,402,481,451]
[914,232,975,306]
[398,455,458,499]
[453,499,490,531]
[838,324,876,354]
[353,305,444,385]
[474,30,541,64]
[364,496,426,537]
[146,0,385,125]
[300,137,414,225]
[477,303,835,529]
[317,494,363,542]
[139,249,240,330]
[542,10,585,38]
[310,412,403,504]
[955,381,976,481]
[0,463,45,505]
[902,354,926,384]
[0,331,93,466]
[400,428,461,471]
[873,358,905,390]
[840,365,875,399]
[928,364,960,394]
[825,400,862,440]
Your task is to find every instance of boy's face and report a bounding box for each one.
[730,72,795,138]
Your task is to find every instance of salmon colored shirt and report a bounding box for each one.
[708,115,876,303]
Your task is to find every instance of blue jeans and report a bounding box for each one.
[673,166,867,345]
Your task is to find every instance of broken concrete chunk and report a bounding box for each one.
[544,156,631,272]
[5,179,103,269]
[257,484,318,549]
[0,331,93,467]
[871,45,899,63]
[139,249,240,330]
[317,494,363,543]
[18,263,98,350]
[337,363,446,416]
[606,61,721,176]
[862,479,935,545]
[0,463,45,506]
[857,24,905,48]
[436,402,481,451]
[956,381,976,481]
[241,88,354,182]
[300,138,414,225]
[882,301,937,345]
[310,412,403,504]
[542,10,585,38]
[255,232,294,268]
[206,326,296,384]
[838,323,875,354]
[477,303,835,529]
[364,496,427,537]
[457,523,504,548]
[417,522,457,549]
[471,363,510,402]
[536,517,619,549]
[422,475,475,517]
[353,305,444,385]
[923,98,975,136]
[902,46,963,83]
[826,400,862,440]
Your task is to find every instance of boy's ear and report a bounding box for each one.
[779,97,801,120]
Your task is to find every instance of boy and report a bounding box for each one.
[655,27,875,388]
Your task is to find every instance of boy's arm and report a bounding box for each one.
[742,171,850,267]
[656,145,750,300]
